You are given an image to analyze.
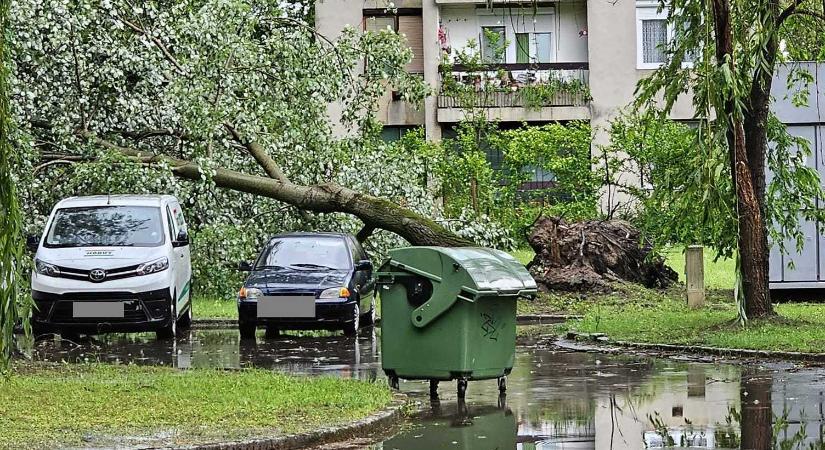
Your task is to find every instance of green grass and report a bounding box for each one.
[0,363,393,449]
[567,287,825,353]
[512,245,825,353]
[509,248,535,266]
[192,296,237,319]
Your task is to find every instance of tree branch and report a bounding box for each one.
[34,159,75,174]
[356,224,376,243]
[777,0,803,25]
[790,8,825,21]
[112,128,191,141]
[117,16,186,75]
[222,123,290,184]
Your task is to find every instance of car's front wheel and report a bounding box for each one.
[343,303,360,337]
[239,320,257,340]
[362,295,376,326]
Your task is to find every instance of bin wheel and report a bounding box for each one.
[457,378,468,399]
[429,380,439,399]
[498,376,507,393]
[389,376,400,390]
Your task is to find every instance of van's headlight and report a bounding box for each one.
[35,259,61,277]
[239,287,263,300]
[136,257,169,275]
[318,287,350,299]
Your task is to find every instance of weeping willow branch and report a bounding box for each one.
[0,0,29,368]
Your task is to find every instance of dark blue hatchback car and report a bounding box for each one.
[237,232,375,339]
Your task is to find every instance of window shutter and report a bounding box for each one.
[515,33,529,64]
[399,15,424,73]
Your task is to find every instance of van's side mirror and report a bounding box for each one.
[26,235,39,253]
[355,260,373,272]
[173,229,189,248]
[238,261,253,272]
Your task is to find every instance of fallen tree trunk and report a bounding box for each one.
[527,216,677,292]
[81,134,474,247]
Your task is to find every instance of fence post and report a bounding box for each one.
[685,245,705,308]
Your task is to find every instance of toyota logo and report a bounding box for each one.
[89,269,107,282]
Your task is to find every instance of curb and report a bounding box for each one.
[559,332,825,363]
[191,319,237,329]
[516,314,579,325]
[173,395,408,450]
[191,314,578,329]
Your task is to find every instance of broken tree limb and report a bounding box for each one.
[78,132,473,247]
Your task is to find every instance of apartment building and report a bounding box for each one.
[316,1,825,290]
[315,0,694,143]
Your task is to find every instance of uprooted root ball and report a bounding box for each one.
[527,216,678,292]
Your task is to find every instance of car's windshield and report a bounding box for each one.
[45,206,165,247]
[256,237,350,271]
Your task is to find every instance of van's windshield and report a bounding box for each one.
[45,206,165,248]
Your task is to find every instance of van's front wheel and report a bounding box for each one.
[156,296,177,340]
[177,303,193,329]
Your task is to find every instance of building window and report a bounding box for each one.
[365,16,396,32]
[641,19,667,64]
[535,33,552,63]
[379,126,416,142]
[481,26,506,63]
[636,4,694,69]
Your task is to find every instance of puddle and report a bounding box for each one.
[19,328,825,448]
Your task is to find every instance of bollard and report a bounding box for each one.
[685,245,705,308]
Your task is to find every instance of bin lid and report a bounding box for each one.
[386,246,538,296]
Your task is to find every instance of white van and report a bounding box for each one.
[28,195,192,339]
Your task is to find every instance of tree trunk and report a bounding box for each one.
[712,0,773,318]
[88,137,474,247]
[743,1,779,318]
[733,122,773,318]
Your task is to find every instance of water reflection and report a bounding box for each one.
[378,398,516,450]
[18,329,825,448]
[368,349,825,449]
[23,328,381,380]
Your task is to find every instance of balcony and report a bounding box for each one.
[436,63,591,122]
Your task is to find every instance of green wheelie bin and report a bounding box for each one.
[377,246,537,398]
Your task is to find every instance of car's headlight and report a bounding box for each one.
[318,287,351,299]
[239,287,263,300]
[35,259,60,277]
[136,257,169,276]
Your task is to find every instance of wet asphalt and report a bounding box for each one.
[19,327,825,449]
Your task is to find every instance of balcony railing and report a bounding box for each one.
[437,62,590,109]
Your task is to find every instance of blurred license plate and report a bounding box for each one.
[257,296,315,318]
[73,302,124,318]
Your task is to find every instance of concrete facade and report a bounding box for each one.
[316,0,604,139]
